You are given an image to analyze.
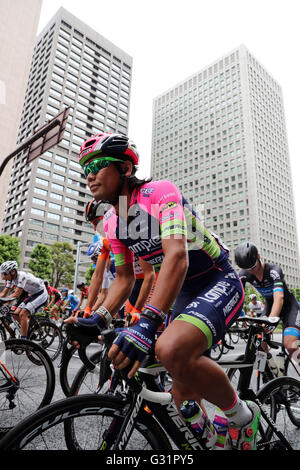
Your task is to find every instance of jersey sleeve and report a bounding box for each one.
[15,272,27,290]
[270,265,284,294]
[98,238,111,261]
[151,180,187,239]
[103,212,134,267]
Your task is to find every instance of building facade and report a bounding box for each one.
[0,0,42,229]
[151,45,300,288]
[1,7,133,281]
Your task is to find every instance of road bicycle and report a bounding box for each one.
[2,317,299,450]
[0,336,55,435]
[0,298,63,362]
[67,314,300,413]
[68,315,300,448]
[222,317,300,395]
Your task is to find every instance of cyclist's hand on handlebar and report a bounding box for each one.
[64,315,78,325]
[108,317,157,379]
[125,307,141,327]
[83,306,92,318]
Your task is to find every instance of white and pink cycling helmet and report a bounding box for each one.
[79,132,139,167]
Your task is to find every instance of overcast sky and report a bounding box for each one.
[38,0,300,240]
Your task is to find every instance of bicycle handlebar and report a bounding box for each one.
[0,297,15,304]
[100,328,172,404]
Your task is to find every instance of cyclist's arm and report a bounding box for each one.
[7,286,24,300]
[268,268,285,318]
[0,286,11,298]
[47,294,56,309]
[86,256,107,311]
[144,235,188,315]
[134,259,156,311]
[269,290,284,318]
[102,263,135,317]
[76,296,83,309]
[61,299,69,311]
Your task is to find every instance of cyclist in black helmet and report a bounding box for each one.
[235,242,300,362]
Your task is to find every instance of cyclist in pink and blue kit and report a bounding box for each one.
[65,132,260,450]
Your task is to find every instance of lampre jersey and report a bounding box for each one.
[104,180,229,279]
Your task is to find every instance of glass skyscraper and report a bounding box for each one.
[1,7,133,281]
[151,45,300,288]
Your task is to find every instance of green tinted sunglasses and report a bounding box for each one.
[83,157,123,177]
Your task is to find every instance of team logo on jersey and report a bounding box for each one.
[161,201,178,211]
[270,269,280,281]
[140,187,154,196]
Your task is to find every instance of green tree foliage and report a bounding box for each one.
[85,264,95,284]
[0,235,20,265]
[295,288,300,302]
[50,242,75,288]
[29,244,52,280]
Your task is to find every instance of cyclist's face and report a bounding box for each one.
[247,255,262,275]
[86,161,121,202]
[1,272,12,281]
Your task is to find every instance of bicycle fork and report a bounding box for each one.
[99,394,144,450]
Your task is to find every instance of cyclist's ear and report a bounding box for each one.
[120,160,133,177]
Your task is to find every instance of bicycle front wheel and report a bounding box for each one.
[0,339,55,433]
[0,394,172,450]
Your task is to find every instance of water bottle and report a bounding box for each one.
[212,408,230,450]
[180,399,217,448]
[267,353,278,376]
[276,353,285,377]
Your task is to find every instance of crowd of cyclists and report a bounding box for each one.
[1,131,300,451]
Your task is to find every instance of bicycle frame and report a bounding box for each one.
[105,369,204,451]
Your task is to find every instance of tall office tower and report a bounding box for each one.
[0,0,42,229]
[1,7,132,280]
[151,45,300,288]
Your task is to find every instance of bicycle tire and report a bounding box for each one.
[29,320,63,361]
[59,342,104,396]
[69,350,113,396]
[0,339,55,433]
[0,394,172,450]
[210,341,223,361]
[226,355,273,394]
[0,323,7,341]
[59,344,78,396]
[256,376,300,449]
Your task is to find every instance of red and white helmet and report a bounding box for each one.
[79,132,139,167]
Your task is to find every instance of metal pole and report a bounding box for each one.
[0,119,60,176]
[73,241,81,292]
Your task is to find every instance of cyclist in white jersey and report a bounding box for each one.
[0,260,48,337]
[248,294,264,317]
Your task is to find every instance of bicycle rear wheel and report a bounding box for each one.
[0,339,55,433]
[0,394,172,450]
[29,320,63,361]
[256,376,300,449]
[0,323,7,342]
